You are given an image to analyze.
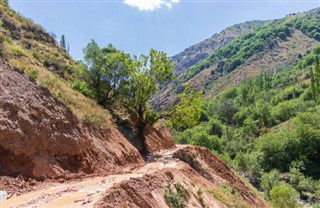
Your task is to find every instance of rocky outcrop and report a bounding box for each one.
[0,61,144,180]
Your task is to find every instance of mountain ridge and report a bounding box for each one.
[152,7,320,111]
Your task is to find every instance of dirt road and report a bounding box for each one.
[1,147,179,208]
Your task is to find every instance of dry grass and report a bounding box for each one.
[0,3,111,129]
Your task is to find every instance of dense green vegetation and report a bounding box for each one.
[170,20,266,72]
[180,9,320,84]
[180,23,291,83]
[73,41,175,152]
[173,45,320,205]
[167,84,203,130]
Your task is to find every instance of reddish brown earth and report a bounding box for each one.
[2,145,268,208]
[0,60,144,181]
[145,125,176,153]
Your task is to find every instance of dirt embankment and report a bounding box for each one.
[0,60,144,181]
[2,145,268,208]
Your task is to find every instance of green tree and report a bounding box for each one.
[270,184,299,208]
[169,84,202,130]
[310,56,320,101]
[122,49,174,153]
[60,35,66,49]
[81,40,131,106]
[260,169,280,199]
[190,131,222,153]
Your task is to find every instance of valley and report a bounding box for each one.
[1,1,320,207]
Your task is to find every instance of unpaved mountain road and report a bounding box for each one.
[1,147,180,208]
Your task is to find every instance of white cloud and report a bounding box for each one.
[123,0,180,11]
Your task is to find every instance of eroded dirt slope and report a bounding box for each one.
[2,145,268,208]
[0,60,144,180]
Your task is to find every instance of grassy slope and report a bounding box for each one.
[0,2,110,128]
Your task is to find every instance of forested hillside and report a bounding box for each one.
[152,8,320,111]
[172,34,320,206]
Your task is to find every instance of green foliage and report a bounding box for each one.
[164,183,189,208]
[79,40,131,106]
[205,119,223,138]
[270,184,299,208]
[169,84,202,130]
[310,56,320,100]
[173,43,320,206]
[180,23,292,83]
[71,80,92,97]
[208,190,228,205]
[260,169,280,199]
[294,11,320,41]
[60,35,66,49]
[28,70,38,82]
[0,33,5,57]
[122,49,174,148]
[190,132,222,153]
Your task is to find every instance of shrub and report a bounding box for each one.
[205,119,223,138]
[260,169,280,198]
[0,33,5,57]
[190,131,222,153]
[164,183,189,208]
[28,70,38,82]
[270,184,299,208]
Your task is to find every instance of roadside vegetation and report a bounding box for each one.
[173,44,320,206]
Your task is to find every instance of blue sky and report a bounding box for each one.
[9,0,320,60]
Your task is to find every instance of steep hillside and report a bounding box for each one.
[152,8,320,111]
[0,57,144,180]
[173,43,320,205]
[0,2,267,207]
[171,20,267,74]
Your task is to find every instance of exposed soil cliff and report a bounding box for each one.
[0,60,144,180]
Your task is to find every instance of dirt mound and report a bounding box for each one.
[145,125,176,153]
[0,176,37,198]
[0,61,144,180]
[95,145,268,208]
[173,146,268,207]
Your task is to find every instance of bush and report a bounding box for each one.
[205,119,223,138]
[164,183,189,208]
[190,131,222,153]
[28,70,38,82]
[260,169,280,198]
[270,184,299,208]
[0,33,5,57]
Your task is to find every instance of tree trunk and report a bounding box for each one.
[137,112,147,154]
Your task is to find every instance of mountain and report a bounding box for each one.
[170,20,267,74]
[0,2,267,207]
[152,8,320,111]
[170,8,320,206]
